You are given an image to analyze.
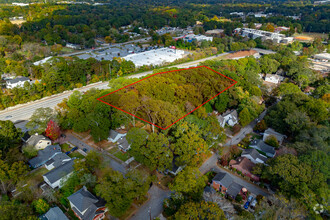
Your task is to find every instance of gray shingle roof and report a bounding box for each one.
[40,206,69,220]
[109,130,120,140]
[26,134,51,147]
[250,139,275,155]
[226,182,243,197]
[6,76,30,84]
[67,186,106,220]
[45,153,71,168]
[43,160,74,184]
[264,128,286,143]
[242,148,268,163]
[213,172,234,188]
[117,136,130,150]
[28,145,61,168]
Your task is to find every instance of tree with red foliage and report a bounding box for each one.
[45,120,60,141]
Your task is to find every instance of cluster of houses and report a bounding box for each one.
[23,133,107,220]
[40,186,107,220]
[2,76,31,89]
[229,128,286,182]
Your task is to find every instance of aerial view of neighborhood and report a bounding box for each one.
[0,0,329,219]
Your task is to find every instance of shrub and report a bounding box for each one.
[235,194,243,202]
[22,145,38,159]
[265,135,279,148]
[33,199,50,214]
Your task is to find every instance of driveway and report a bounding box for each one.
[129,185,171,220]
[224,110,267,146]
[66,134,127,174]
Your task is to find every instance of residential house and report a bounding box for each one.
[229,157,260,182]
[23,133,52,150]
[43,159,75,189]
[40,206,69,220]
[217,110,239,127]
[212,172,244,198]
[5,76,30,89]
[166,156,184,176]
[263,128,286,145]
[67,186,107,220]
[241,148,268,164]
[45,153,72,170]
[28,145,62,168]
[264,74,284,84]
[117,136,131,152]
[108,130,126,143]
[250,139,276,158]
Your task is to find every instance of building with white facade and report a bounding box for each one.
[5,76,30,89]
[239,28,294,44]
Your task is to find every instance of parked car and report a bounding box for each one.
[83,148,88,152]
[244,201,250,209]
[71,147,78,152]
[250,199,257,209]
[247,195,254,202]
[60,134,66,138]
[5,115,12,119]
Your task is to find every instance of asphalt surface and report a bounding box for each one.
[66,134,127,174]
[0,53,228,123]
[224,110,267,146]
[130,185,170,220]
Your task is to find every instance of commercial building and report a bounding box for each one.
[238,28,294,44]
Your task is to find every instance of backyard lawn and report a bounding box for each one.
[114,151,131,161]
[60,143,71,152]
[69,151,85,159]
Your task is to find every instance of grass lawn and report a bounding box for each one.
[26,167,48,186]
[60,143,71,152]
[108,147,118,154]
[69,151,85,159]
[114,151,130,161]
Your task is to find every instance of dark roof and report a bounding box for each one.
[250,139,275,155]
[40,206,69,220]
[67,186,106,220]
[204,186,216,194]
[109,130,119,140]
[28,145,61,168]
[6,76,30,84]
[117,136,130,150]
[264,128,286,142]
[45,153,71,168]
[242,148,268,163]
[22,131,31,142]
[212,172,234,188]
[43,160,74,184]
[226,182,243,197]
[26,134,51,146]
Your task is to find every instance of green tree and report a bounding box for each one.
[169,167,207,199]
[259,56,280,74]
[174,201,226,220]
[264,135,279,148]
[277,83,302,96]
[239,108,252,127]
[33,199,50,214]
[0,120,21,153]
[26,107,54,134]
[96,169,151,217]
[0,201,37,220]
[0,156,29,194]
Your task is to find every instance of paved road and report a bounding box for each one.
[0,81,109,122]
[224,110,267,146]
[0,53,229,123]
[66,134,126,174]
[130,185,170,220]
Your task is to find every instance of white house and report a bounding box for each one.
[43,160,74,189]
[264,74,284,84]
[108,130,126,143]
[23,133,52,150]
[217,110,239,127]
[5,76,30,89]
[45,153,72,170]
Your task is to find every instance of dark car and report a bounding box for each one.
[60,134,66,138]
[244,201,250,209]
[83,148,88,152]
[71,147,78,152]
